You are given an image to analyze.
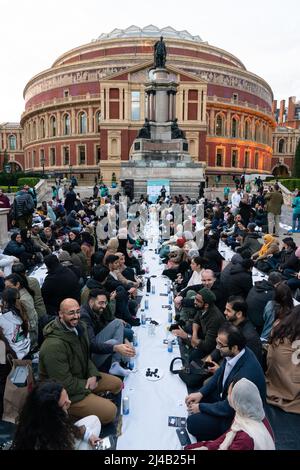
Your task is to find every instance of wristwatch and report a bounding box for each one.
[187,334,192,341]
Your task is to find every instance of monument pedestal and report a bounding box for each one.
[121,160,205,199]
[121,63,205,199]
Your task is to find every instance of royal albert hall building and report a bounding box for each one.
[20,26,276,184]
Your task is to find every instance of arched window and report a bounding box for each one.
[50,116,56,137]
[278,138,285,153]
[95,111,101,132]
[244,120,250,140]
[254,123,261,142]
[40,118,45,138]
[63,114,71,135]
[8,135,16,151]
[33,122,37,140]
[78,112,87,134]
[231,117,238,138]
[254,151,259,168]
[215,114,224,136]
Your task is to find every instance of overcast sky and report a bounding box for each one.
[1,0,299,122]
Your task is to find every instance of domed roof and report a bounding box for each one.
[94,25,204,43]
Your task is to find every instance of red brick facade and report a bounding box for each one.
[17,28,275,182]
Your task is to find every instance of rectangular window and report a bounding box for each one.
[216,148,223,167]
[231,149,238,168]
[78,145,86,165]
[131,91,140,121]
[63,146,70,165]
[187,89,198,120]
[40,149,45,166]
[109,88,120,120]
[95,145,101,164]
[244,150,250,169]
[32,150,36,168]
[255,152,259,168]
[50,148,56,166]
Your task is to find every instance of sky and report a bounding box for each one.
[0,0,299,123]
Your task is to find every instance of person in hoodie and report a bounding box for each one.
[226,259,254,299]
[0,287,30,359]
[58,250,81,281]
[246,271,283,335]
[41,254,81,316]
[236,223,262,257]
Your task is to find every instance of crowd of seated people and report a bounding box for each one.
[0,180,299,450]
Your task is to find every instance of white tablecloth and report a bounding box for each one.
[117,218,194,450]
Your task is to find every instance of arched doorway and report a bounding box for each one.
[272,165,289,178]
[10,162,23,172]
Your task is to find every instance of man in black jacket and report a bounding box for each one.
[224,296,262,364]
[41,254,81,316]
[80,289,135,376]
[246,271,282,334]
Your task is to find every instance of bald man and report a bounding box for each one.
[39,298,122,425]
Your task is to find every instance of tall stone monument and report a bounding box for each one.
[120,37,205,198]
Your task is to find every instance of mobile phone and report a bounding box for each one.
[95,435,115,450]
[203,361,215,369]
[176,428,191,448]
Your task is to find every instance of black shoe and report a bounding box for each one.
[130,317,141,327]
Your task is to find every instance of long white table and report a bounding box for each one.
[117,218,194,450]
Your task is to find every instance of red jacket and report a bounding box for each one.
[185,417,274,450]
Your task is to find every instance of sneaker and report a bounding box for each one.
[109,362,130,378]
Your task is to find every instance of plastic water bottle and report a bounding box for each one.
[129,358,135,370]
[168,309,173,323]
[151,284,155,295]
[168,293,173,305]
[122,396,130,415]
[146,277,151,293]
[168,339,173,353]
[133,334,138,347]
[145,296,149,310]
[141,309,146,325]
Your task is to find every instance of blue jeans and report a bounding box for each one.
[292,212,300,231]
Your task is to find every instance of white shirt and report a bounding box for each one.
[222,348,245,389]
[231,192,242,208]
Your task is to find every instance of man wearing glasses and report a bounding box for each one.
[185,323,266,442]
[80,288,135,377]
[39,298,123,425]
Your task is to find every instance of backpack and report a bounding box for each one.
[22,196,35,215]
[169,357,212,388]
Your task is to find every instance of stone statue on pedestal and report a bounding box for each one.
[171,118,185,139]
[137,118,151,139]
[154,36,167,68]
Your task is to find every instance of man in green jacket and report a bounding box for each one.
[265,184,283,237]
[39,298,122,424]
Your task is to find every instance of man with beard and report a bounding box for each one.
[224,297,262,364]
[185,323,266,442]
[80,289,135,377]
[39,298,122,425]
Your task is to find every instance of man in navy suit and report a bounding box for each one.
[186,323,266,441]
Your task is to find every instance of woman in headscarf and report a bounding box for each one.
[251,234,279,261]
[186,378,275,450]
